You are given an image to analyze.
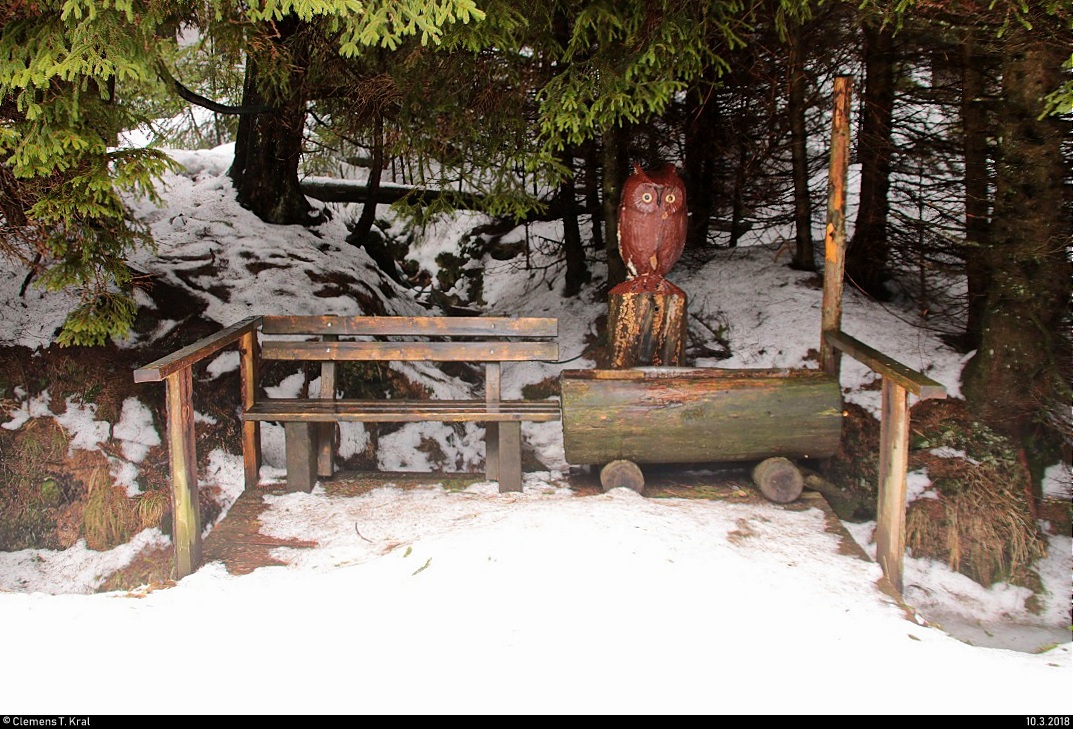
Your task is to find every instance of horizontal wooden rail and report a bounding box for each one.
[134,316,263,383]
[261,340,559,362]
[824,330,947,400]
[245,399,562,423]
[262,315,558,338]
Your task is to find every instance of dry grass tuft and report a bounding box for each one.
[905,400,1046,587]
[83,484,138,551]
[906,458,1046,586]
[135,488,170,531]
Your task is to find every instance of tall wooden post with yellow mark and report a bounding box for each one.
[821,75,853,376]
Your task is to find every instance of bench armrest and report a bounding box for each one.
[134,316,263,382]
[824,330,946,399]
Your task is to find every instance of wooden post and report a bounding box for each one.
[485,361,501,483]
[825,331,947,594]
[165,367,202,578]
[875,379,910,593]
[820,75,853,376]
[498,422,523,493]
[284,423,317,493]
[239,330,261,490]
[608,278,687,368]
[317,334,337,478]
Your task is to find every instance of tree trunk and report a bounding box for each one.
[684,81,718,250]
[960,30,993,351]
[788,30,815,271]
[560,156,590,297]
[349,112,385,247]
[583,141,604,253]
[602,125,629,289]
[729,139,748,248]
[229,19,317,226]
[845,22,895,300]
[962,26,1072,457]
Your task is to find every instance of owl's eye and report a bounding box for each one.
[665,193,676,204]
[641,192,653,203]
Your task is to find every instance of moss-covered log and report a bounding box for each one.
[561,368,842,466]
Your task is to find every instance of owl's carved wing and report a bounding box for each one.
[618,202,659,277]
[655,206,688,276]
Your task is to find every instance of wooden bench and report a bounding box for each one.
[134,314,560,577]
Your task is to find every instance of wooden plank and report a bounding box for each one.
[561,368,842,465]
[244,399,561,423]
[875,380,910,593]
[239,330,261,490]
[820,75,852,376]
[262,315,558,338]
[165,368,202,578]
[497,421,523,493]
[261,340,558,363]
[134,316,263,382]
[824,331,947,399]
[285,423,317,493]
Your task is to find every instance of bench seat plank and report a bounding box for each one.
[245,399,562,423]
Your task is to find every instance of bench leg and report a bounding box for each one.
[284,422,317,493]
[485,422,500,482]
[497,421,522,493]
[316,422,335,479]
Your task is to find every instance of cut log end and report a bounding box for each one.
[752,457,804,503]
[600,459,645,494]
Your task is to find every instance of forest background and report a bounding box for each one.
[0,1,1070,532]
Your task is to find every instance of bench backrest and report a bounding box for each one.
[259,316,559,363]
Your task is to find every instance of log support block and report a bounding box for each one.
[752,457,804,503]
[600,459,645,494]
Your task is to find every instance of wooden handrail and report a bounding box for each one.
[824,328,946,594]
[133,316,263,382]
[133,315,263,579]
[824,330,947,400]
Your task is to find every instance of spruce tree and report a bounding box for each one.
[0,1,183,345]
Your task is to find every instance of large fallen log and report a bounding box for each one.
[300,179,756,231]
[560,367,843,466]
[300,180,488,209]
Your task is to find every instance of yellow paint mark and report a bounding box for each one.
[825,224,837,262]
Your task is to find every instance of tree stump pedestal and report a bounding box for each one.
[608,274,687,369]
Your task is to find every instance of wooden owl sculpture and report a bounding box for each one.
[618,164,688,279]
